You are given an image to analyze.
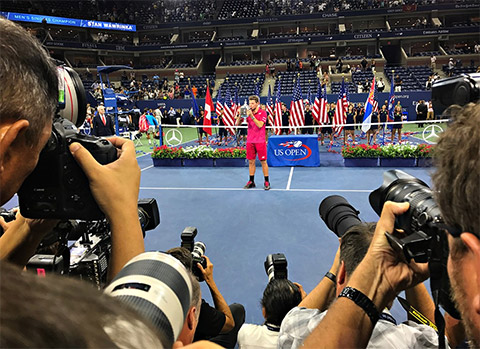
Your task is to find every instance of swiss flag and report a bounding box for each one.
[203,85,213,136]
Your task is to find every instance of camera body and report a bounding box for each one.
[19,118,117,220]
[369,170,460,319]
[17,64,118,220]
[432,73,480,116]
[180,226,207,281]
[264,253,288,281]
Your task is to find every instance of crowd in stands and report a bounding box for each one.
[2,0,478,24]
[218,0,461,19]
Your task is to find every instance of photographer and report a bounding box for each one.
[0,18,144,280]
[279,223,440,348]
[237,278,304,348]
[167,247,245,348]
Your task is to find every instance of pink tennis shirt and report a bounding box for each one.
[247,108,267,143]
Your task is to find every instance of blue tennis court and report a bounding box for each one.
[137,152,434,324]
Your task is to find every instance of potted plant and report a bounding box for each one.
[214,147,247,167]
[182,145,215,167]
[151,145,183,167]
[379,143,417,167]
[341,144,380,167]
[416,144,434,167]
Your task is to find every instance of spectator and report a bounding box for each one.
[426,76,433,90]
[336,58,343,73]
[416,100,427,128]
[191,84,198,98]
[377,77,385,92]
[361,57,368,71]
[92,105,115,137]
[281,103,290,135]
[430,55,436,70]
[238,279,304,349]
[371,59,376,73]
[448,58,455,76]
[302,103,314,134]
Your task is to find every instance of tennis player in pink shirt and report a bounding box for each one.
[236,95,270,190]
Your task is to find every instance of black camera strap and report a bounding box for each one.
[429,261,446,349]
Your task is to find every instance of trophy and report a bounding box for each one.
[240,100,249,118]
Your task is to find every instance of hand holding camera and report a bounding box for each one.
[347,201,430,311]
[196,255,214,285]
[69,137,140,223]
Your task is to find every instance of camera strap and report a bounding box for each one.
[396,296,437,331]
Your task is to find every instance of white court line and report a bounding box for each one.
[137,152,152,158]
[140,186,373,193]
[141,165,154,172]
[286,167,294,190]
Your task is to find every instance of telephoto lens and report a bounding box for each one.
[191,242,206,260]
[264,253,288,281]
[319,195,362,237]
[105,252,193,347]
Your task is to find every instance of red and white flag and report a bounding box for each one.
[333,78,348,136]
[222,83,236,135]
[203,85,213,135]
[274,81,283,135]
[290,79,305,133]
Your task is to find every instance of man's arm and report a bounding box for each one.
[303,202,429,348]
[0,212,58,267]
[198,256,235,333]
[70,137,144,281]
[298,245,340,310]
[247,109,264,128]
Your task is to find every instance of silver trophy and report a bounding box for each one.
[240,100,249,118]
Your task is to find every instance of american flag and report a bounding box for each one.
[333,78,348,135]
[223,82,236,135]
[266,85,274,126]
[313,81,328,125]
[290,78,305,133]
[307,84,313,106]
[233,84,240,116]
[274,80,283,135]
[215,88,223,116]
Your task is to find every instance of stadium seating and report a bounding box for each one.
[219,73,265,98]
[274,71,319,96]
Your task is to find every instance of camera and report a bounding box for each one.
[23,198,160,288]
[432,73,480,116]
[264,253,288,281]
[319,195,362,237]
[105,252,193,348]
[180,227,207,281]
[369,169,460,319]
[18,64,117,220]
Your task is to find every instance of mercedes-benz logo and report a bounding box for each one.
[422,124,444,144]
[165,129,183,146]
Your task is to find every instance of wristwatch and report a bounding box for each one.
[338,286,380,325]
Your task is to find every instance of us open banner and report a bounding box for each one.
[267,135,320,167]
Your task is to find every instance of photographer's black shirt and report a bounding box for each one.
[194,299,226,341]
